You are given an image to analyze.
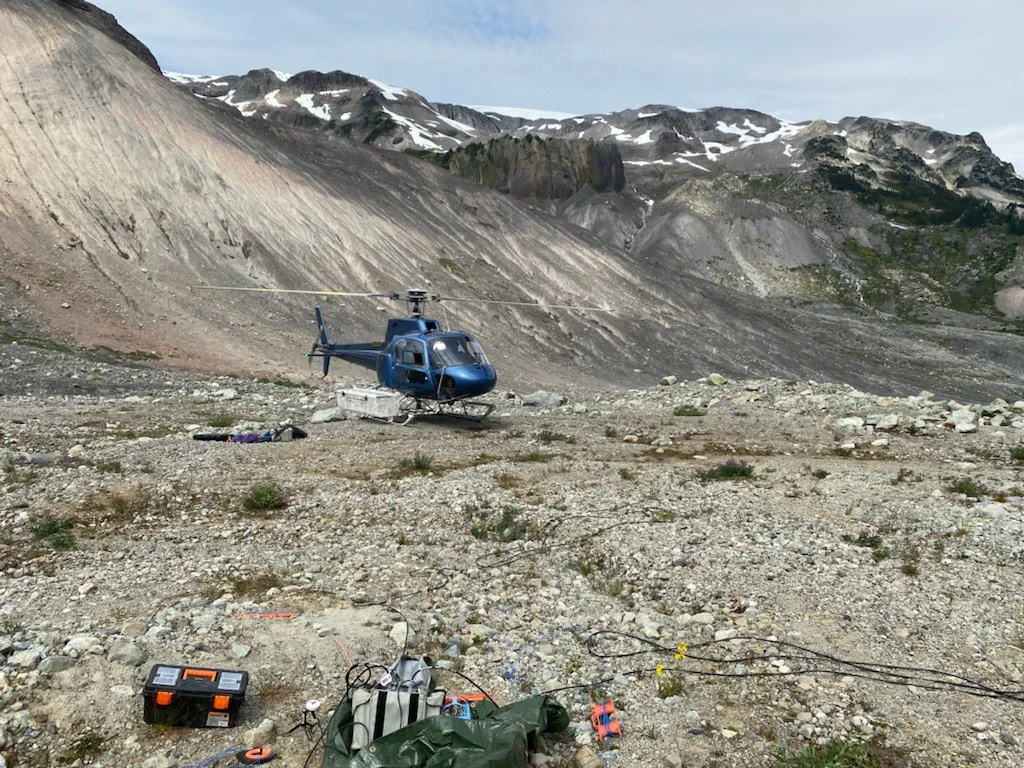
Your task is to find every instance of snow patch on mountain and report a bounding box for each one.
[319,89,349,97]
[369,78,409,101]
[381,108,447,150]
[162,71,221,84]
[297,94,331,121]
[273,71,292,82]
[435,113,477,135]
[265,90,286,108]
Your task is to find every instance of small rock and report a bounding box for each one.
[120,621,148,638]
[9,648,42,670]
[245,718,277,748]
[108,638,147,667]
[707,373,728,386]
[390,621,415,648]
[311,407,346,423]
[231,643,252,659]
[141,755,178,768]
[38,655,77,675]
[660,375,678,386]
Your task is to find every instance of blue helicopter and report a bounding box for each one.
[203,286,610,420]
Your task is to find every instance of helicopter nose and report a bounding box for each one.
[445,365,497,397]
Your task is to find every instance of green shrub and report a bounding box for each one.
[31,517,77,549]
[206,412,237,429]
[1010,445,1024,463]
[947,477,987,499]
[399,453,434,473]
[536,429,576,444]
[811,468,830,479]
[673,405,705,417]
[697,459,754,482]
[774,738,886,768]
[242,482,288,511]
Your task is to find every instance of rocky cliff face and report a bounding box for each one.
[417,135,625,203]
[54,0,159,71]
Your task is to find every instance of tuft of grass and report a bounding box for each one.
[495,473,521,489]
[242,481,288,512]
[774,738,895,768]
[947,476,987,499]
[256,377,303,388]
[513,451,554,463]
[231,572,284,597]
[568,553,605,578]
[206,412,237,429]
[399,452,434,473]
[536,429,576,444]
[652,509,677,523]
[1010,444,1024,463]
[656,673,683,699]
[60,731,104,764]
[604,426,619,438]
[3,463,39,489]
[673,405,706,417]
[811,468,830,479]
[619,468,637,481]
[470,504,528,542]
[890,467,921,485]
[31,517,78,550]
[842,532,883,549]
[697,459,754,482]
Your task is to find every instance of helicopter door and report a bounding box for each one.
[393,338,429,386]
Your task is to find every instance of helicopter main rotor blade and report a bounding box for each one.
[197,286,391,298]
[436,296,614,312]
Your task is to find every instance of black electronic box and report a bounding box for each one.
[143,664,248,728]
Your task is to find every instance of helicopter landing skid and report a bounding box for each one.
[397,397,494,423]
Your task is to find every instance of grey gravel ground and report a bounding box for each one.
[1,343,1023,768]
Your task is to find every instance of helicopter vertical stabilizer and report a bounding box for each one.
[313,306,331,376]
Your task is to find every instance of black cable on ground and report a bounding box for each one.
[578,629,1024,704]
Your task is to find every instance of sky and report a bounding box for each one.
[100,0,1024,172]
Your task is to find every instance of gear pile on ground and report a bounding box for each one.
[1,344,1023,768]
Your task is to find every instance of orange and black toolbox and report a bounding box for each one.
[143,665,248,727]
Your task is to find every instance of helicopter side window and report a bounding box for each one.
[394,338,427,384]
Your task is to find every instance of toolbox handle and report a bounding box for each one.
[183,668,217,680]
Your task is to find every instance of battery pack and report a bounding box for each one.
[143,664,249,728]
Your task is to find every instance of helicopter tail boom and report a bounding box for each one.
[307,306,382,376]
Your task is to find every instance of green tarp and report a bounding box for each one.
[321,694,570,768]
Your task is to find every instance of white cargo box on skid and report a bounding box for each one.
[336,388,409,422]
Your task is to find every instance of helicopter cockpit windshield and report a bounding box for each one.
[428,335,488,368]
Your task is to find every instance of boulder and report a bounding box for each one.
[521,390,568,408]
